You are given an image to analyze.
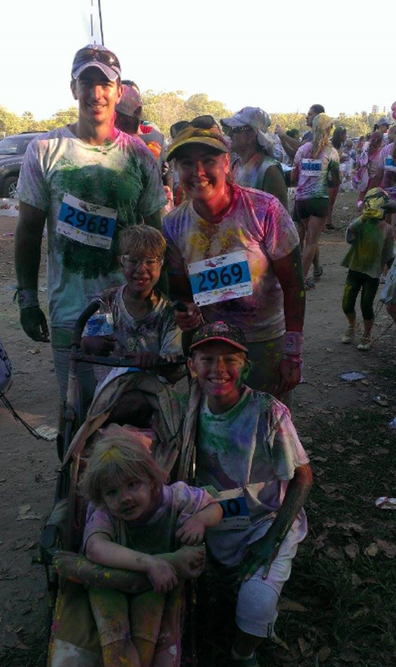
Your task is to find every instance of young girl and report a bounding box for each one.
[81,435,223,667]
[341,188,394,350]
[292,113,340,288]
[82,225,182,383]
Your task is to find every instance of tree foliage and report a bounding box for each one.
[0,96,390,141]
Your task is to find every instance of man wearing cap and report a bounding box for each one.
[15,44,167,434]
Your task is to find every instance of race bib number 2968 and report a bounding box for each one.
[56,194,117,250]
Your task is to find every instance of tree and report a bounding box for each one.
[184,94,232,122]
[141,91,187,136]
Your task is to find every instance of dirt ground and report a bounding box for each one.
[0,190,395,666]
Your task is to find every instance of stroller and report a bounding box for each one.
[35,301,197,666]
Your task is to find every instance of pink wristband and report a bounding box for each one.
[283,331,304,356]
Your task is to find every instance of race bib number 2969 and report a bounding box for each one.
[56,194,117,250]
[188,251,252,307]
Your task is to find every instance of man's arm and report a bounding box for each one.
[272,246,305,393]
[275,127,302,159]
[15,202,49,342]
[240,463,313,580]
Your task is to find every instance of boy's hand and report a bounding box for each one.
[174,302,202,332]
[81,335,116,356]
[176,516,206,545]
[146,557,178,593]
[239,536,279,582]
[172,545,206,579]
[125,351,160,368]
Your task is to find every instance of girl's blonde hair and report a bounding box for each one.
[311,113,333,159]
[119,224,166,258]
[81,436,168,505]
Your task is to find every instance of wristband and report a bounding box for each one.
[283,331,304,356]
[15,288,40,310]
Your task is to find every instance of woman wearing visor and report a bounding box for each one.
[163,116,305,402]
[221,107,288,209]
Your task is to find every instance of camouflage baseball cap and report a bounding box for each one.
[189,321,248,353]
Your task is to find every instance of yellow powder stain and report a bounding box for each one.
[104,571,110,579]
[266,342,275,349]
[299,290,305,297]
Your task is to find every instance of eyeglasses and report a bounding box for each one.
[120,256,163,269]
[170,115,219,139]
[72,47,121,73]
[224,125,251,136]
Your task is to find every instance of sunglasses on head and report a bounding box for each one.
[73,47,121,72]
[170,115,219,139]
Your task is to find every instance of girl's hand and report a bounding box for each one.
[174,303,202,332]
[172,545,206,579]
[146,557,178,593]
[176,516,206,545]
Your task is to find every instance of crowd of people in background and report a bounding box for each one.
[9,41,396,667]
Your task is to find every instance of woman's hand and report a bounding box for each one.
[176,516,206,546]
[146,557,179,593]
[81,335,116,356]
[174,303,202,332]
[279,355,302,394]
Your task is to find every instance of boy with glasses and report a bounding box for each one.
[81,225,182,380]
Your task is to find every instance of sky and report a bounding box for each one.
[1,0,394,122]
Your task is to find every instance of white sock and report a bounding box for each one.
[231,646,255,661]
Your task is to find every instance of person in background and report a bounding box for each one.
[341,188,394,350]
[376,117,391,144]
[275,105,326,282]
[292,114,340,289]
[325,126,347,230]
[353,131,383,207]
[221,107,288,209]
[14,44,166,443]
[115,83,172,212]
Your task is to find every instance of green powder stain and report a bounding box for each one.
[54,158,147,279]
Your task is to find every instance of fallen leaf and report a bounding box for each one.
[351,573,362,588]
[298,636,310,654]
[28,346,41,355]
[332,443,345,453]
[277,598,307,612]
[339,648,360,662]
[344,544,360,560]
[365,543,379,557]
[318,646,331,662]
[323,519,337,528]
[338,522,364,534]
[376,539,396,558]
[327,546,343,560]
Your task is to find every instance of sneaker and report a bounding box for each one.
[230,651,259,667]
[357,334,372,351]
[313,266,324,280]
[342,324,359,344]
[305,277,316,290]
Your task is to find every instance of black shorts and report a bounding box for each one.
[296,198,329,219]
